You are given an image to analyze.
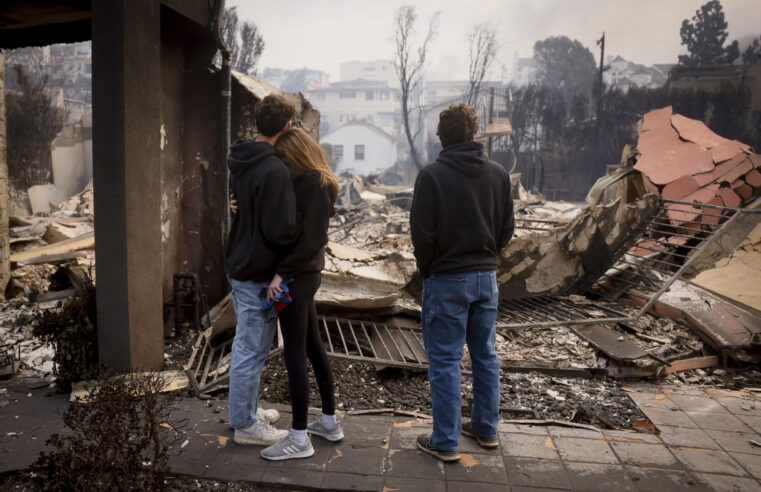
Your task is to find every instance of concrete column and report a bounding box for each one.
[0,52,9,295]
[91,0,163,369]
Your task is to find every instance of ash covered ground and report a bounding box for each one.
[257,355,648,429]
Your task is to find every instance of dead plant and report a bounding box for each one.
[33,371,183,491]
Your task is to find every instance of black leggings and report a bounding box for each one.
[279,272,336,430]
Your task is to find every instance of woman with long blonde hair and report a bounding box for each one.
[260,127,343,461]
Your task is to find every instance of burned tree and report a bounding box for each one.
[466,23,498,108]
[533,36,596,95]
[393,5,439,171]
[222,6,265,75]
[5,64,66,194]
[679,0,739,66]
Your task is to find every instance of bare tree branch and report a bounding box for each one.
[466,23,498,107]
[393,5,439,171]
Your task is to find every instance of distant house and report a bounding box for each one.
[307,79,400,135]
[321,122,398,176]
[604,55,670,92]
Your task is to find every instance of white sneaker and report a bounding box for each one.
[261,431,314,460]
[234,420,288,446]
[257,407,280,424]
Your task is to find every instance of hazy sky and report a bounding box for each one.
[229,0,761,82]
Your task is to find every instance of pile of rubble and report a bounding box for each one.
[1,182,96,380]
[4,107,761,434]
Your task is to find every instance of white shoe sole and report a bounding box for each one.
[234,433,287,446]
[308,429,344,442]
[261,447,315,460]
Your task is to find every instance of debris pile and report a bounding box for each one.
[497,195,660,297]
[634,107,760,216]
[691,222,761,312]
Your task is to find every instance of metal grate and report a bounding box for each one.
[318,316,429,370]
[497,199,752,329]
[184,330,235,394]
[496,295,631,328]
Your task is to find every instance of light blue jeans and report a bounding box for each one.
[422,270,500,452]
[228,277,277,429]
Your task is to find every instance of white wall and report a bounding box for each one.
[322,124,397,176]
[308,86,400,134]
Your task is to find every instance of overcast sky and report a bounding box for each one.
[228,0,761,82]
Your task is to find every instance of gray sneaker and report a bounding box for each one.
[307,419,344,442]
[261,431,314,461]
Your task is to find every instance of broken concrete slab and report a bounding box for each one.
[570,325,649,361]
[650,280,761,362]
[42,221,94,244]
[632,107,760,226]
[671,113,732,150]
[496,195,660,298]
[691,222,761,312]
[27,184,66,214]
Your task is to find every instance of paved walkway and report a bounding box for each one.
[2,379,761,491]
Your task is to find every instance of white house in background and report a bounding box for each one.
[307,79,400,135]
[321,122,398,176]
[604,55,672,92]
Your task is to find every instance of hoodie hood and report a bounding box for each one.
[436,141,487,177]
[228,140,277,178]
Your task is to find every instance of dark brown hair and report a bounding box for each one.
[276,128,339,203]
[437,103,478,147]
[254,94,297,137]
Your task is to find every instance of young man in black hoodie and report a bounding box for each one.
[225,95,300,446]
[410,103,515,462]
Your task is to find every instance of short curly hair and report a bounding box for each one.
[437,103,478,148]
[254,94,297,137]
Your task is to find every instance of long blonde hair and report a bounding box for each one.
[276,128,339,203]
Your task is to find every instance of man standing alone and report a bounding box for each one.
[410,103,514,462]
[225,95,299,445]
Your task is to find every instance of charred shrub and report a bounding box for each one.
[33,371,182,491]
[32,272,97,391]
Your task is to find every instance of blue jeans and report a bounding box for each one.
[422,270,500,452]
[228,277,277,429]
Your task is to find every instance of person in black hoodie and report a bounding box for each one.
[410,103,514,462]
[225,95,299,447]
[259,128,343,461]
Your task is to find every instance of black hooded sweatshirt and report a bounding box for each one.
[410,141,514,278]
[275,170,335,279]
[225,140,301,282]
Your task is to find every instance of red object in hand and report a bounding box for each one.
[275,292,292,312]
